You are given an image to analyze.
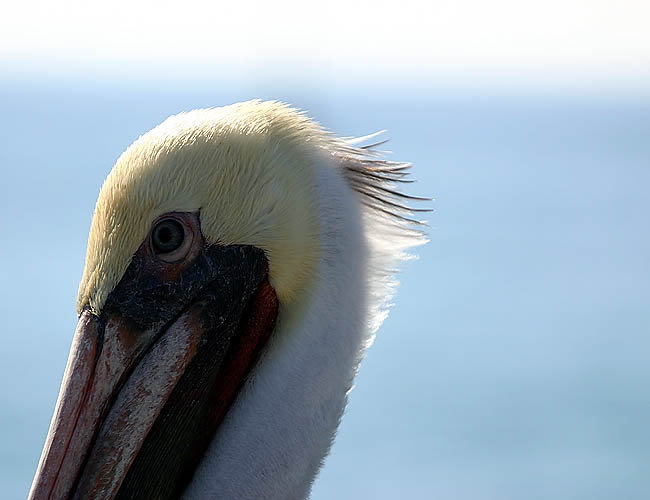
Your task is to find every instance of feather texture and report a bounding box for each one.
[77,100,426,498]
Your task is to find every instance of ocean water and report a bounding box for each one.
[1,82,649,499]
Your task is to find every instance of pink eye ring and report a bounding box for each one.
[150,216,193,262]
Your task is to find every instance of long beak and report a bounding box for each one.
[29,244,278,500]
[29,305,205,499]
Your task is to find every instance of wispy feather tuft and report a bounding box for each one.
[331,133,431,227]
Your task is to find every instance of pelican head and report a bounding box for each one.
[29,100,425,499]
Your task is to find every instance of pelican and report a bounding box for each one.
[29,100,426,499]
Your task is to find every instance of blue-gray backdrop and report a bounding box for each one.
[1,81,649,499]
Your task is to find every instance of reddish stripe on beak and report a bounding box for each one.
[29,312,100,499]
[29,302,208,499]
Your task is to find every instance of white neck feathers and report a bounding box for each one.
[184,143,424,499]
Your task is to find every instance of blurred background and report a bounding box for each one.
[1,1,649,498]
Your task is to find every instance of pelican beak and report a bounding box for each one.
[29,243,278,500]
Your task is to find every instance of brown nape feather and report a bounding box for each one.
[331,137,432,226]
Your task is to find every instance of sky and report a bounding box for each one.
[2,0,650,91]
[1,2,650,499]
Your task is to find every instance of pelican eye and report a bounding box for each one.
[152,219,185,255]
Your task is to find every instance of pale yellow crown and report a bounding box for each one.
[77,100,325,314]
